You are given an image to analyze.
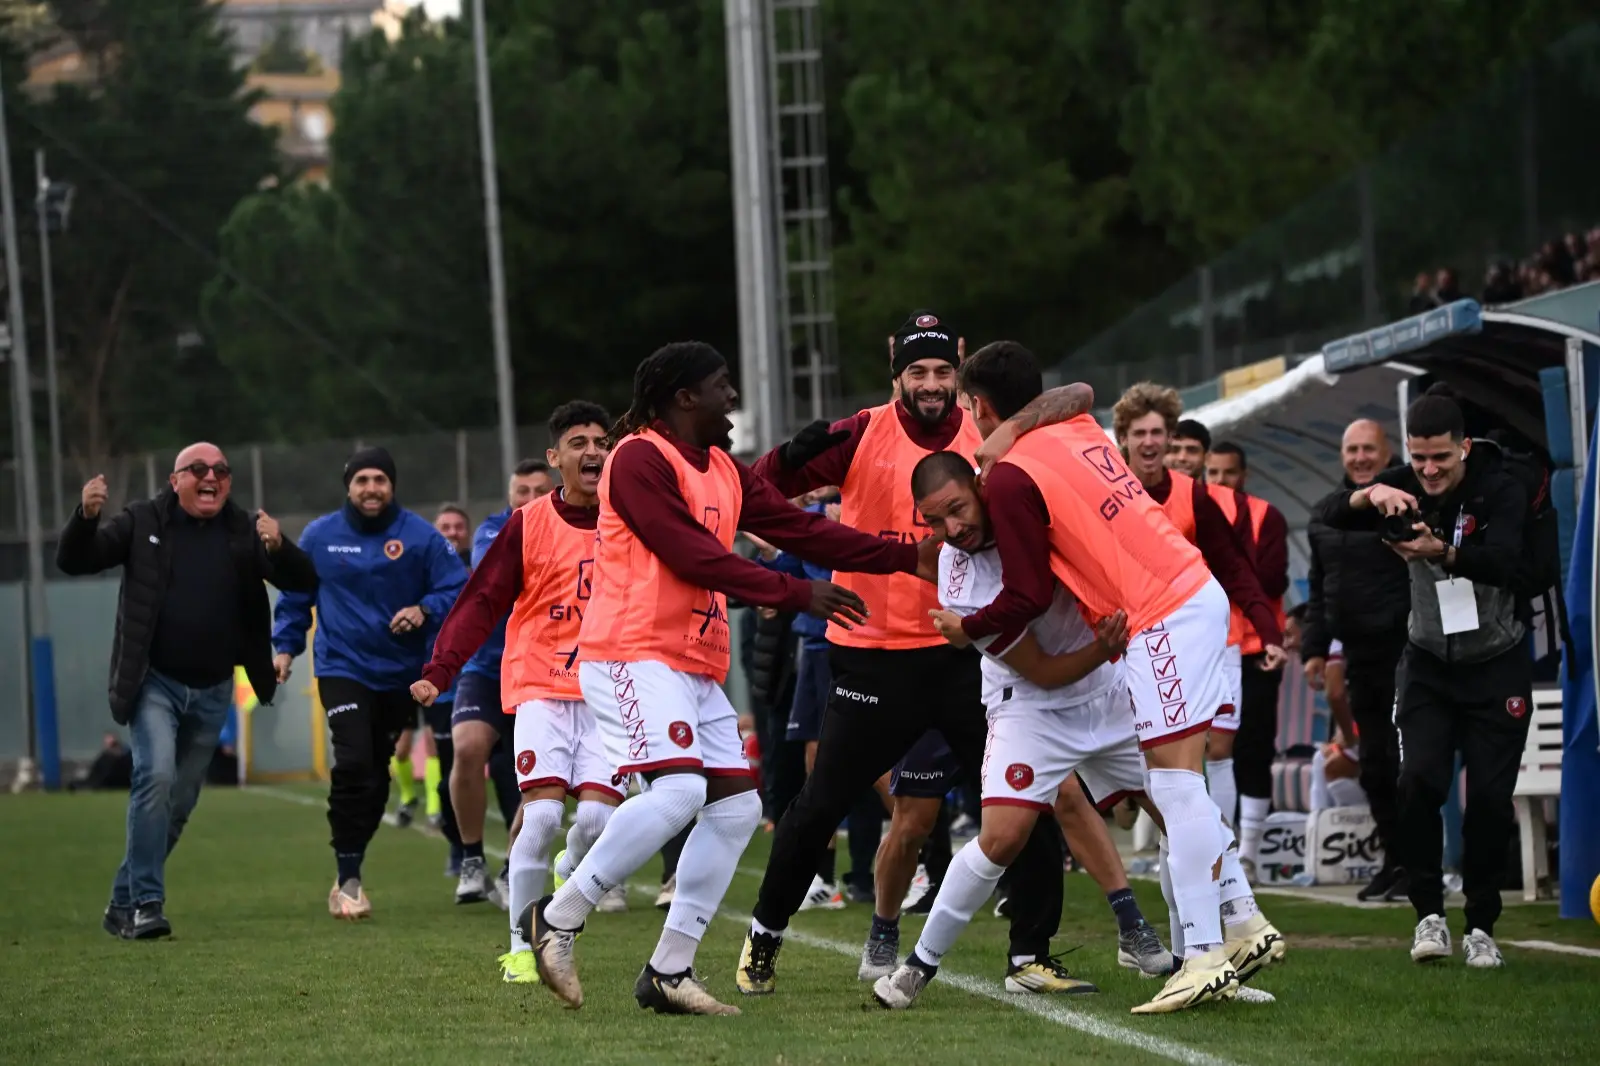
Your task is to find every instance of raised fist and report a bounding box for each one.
[82,474,109,519]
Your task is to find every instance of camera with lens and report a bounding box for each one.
[1380,507,1426,543]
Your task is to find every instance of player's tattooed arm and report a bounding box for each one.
[974,382,1095,480]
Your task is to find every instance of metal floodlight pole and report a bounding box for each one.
[35,149,63,527]
[470,0,517,474]
[724,0,782,454]
[0,61,60,789]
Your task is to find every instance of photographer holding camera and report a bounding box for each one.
[1313,387,1532,971]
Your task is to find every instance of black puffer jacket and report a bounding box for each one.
[55,490,318,724]
[749,609,798,718]
[1301,475,1412,660]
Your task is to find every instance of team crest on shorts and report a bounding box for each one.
[516,749,536,775]
[1005,763,1034,790]
[384,539,404,560]
[668,721,694,749]
[1506,696,1527,719]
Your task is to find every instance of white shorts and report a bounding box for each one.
[578,659,751,779]
[979,682,1146,812]
[512,698,623,800]
[1124,577,1232,750]
[1210,643,1243,734]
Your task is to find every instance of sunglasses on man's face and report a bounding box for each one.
[179,462,231,480]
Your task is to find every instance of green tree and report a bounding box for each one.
[252,18,321,76]
[14,0,279,463]
[207,2,737,438]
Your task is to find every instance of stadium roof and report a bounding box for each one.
[1162,287,1600,582]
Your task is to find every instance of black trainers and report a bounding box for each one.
[1357,866,1401,902]
[634,964,740,1015]
[102,904,131,939]
[126,902,172,940]
[1381,870,1411,903]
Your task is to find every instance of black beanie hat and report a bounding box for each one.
[891,310,960,376]
[343,445,397,487]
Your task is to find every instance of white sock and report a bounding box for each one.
[751,917,784,938]
[1205,758,1237,828]
[1158,835,1185,959]
[1237,795,1271,868]
[1147,768,1226,957]
[1215,813,1260,929]
[555,800,613,882]
[545,774,705,930]
[912,839,1007,966]
[508,800,563,953]
[650,789,762,973]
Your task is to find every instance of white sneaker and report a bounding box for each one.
[491,871,510,912]
[901,865,932,911]
[1410,913,1452,962]
[798,875,846,912]
[595,884,628,913]
[655,875,676,911]
[1463,928,1504,969]
[456,857,493,905]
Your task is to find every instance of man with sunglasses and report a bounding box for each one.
[58,442,319,940]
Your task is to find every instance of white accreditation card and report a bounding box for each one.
[1435,578,1479,635]
[1436,507,1479,635]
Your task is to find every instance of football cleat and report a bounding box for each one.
[655,874,677,910]
[873,959,936,1010]
[1130,948,1238,1014]
[635,965,740,1015]
[1223,912,1285,982]
[523,895,584,1008]
[1004,954,1099,995]
[736,929,782,995]
[595,884,628,913]
[328,879,372,921]
[499,950,540,984]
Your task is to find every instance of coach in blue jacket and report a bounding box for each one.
[272,446,467,919]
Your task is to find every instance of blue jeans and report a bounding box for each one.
[111,669,234,907]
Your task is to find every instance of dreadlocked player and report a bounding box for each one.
[521,342,940,1016]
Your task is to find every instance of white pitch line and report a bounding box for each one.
[250,788,1600,968]
[248,784,509,859]
[704,903,1239,1066]
[1503,939,1600,959]
[250,787,1228,1063]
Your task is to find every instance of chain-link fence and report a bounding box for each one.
[1059,22,1600,401]
[0,394,901,547]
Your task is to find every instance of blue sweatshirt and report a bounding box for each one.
[759,500,832,644]
[461,508,513,679]
[424,549,472,702]
[273,505,468,691]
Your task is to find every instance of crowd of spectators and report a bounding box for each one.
[1411,226,1600,311]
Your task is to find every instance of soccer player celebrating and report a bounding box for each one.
[272,447,467,919]
[741,312,1094,997]
[945,343,1286,1014]
[414,402,620,984]
[1111,384,1285,898]
[445,464,555,906]
[522,343,938,1016]
[873,451,1169,1008]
